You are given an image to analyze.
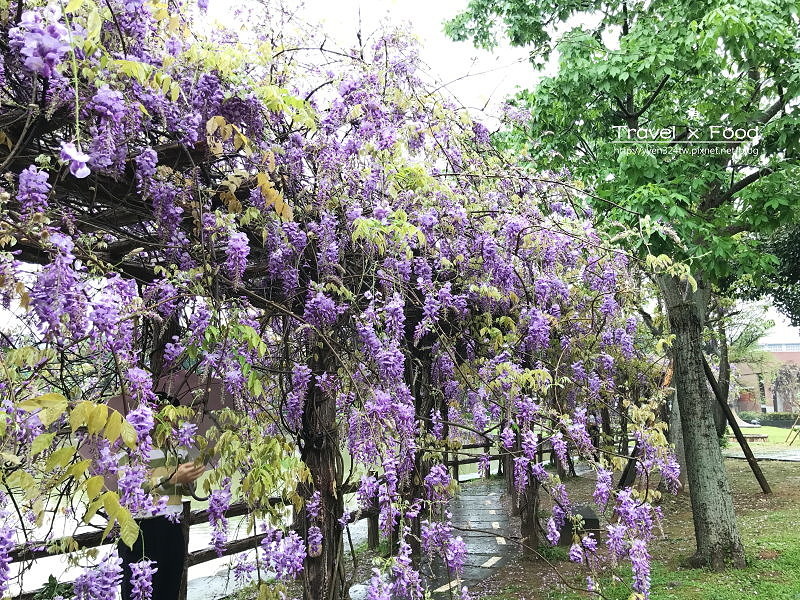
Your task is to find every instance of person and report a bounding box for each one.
[118,405,206,600]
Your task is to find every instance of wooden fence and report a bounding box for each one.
[11,436,524,600]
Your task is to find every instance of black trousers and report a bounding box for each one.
[119,516,186,600]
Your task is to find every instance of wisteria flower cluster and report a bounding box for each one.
[9,6,72,79]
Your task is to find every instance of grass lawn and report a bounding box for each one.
[473,460,800,600]
[727,424,796,448]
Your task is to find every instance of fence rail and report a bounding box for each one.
[11,436,536,600]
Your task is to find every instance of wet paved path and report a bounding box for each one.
[188,477,516,599]
[426,477,516,596]
[723,448,800,461]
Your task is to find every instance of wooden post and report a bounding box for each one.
[520,478,540,560]
[702,356,771,494]
[367,511,379,550]
[786,414,800,445]
[617,443,639,489]
[178,501,191,600]
[484,438,491,477]
[536,433,543,463]
[453,451,460,482]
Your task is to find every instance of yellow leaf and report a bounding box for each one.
[103,490,121,515]
[83,497,104,524]
[120,421,137,449]
[46,446,76,470]
[18,392,68,411]
[104,410,123,442]
[0,452,20,466]
[206,115,227,135]
[86,7,102,40]
[69,401,90,431]
[87,403,108,435]
[7,471,38,500]
[119,513,140,549]
[30,432,55,456]
[65,0,84,12]
[67,459,91,478]
[102,518,115,542]
[18,393,68,426]
[6,469,36,492]
[85,475,105,500]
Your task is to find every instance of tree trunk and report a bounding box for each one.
[301,349,345,600]
[520,477,540,560]
[505,428,520,515]
[667,390,688,492]
[712,316,732,437]
[659,276,745,569]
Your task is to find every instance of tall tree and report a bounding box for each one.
[447,0,800,568]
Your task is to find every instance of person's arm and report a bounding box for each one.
[148,462,206,495]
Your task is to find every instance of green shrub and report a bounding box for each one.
[739,411,799,426]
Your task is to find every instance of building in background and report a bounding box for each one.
[735,308,800,413]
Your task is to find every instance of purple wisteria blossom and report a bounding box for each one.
[286,363,311,430]
[17,166,50,217]
[304,291,345,328]
[129,559,157,600]
[225,231,249,285]
[209,481,232,556]
[31,233,87,337]
[0,524,13,598]
[366,569,391,600]
[424,463,451,502]
[89,86,126,123]
[173,422,197,448]
[593,468,613,507]
[630,539,652,598]
[569,543,584,563]
[59,142,91,178]
[307,525,323,557]
[135,148,158,195]
[306,490,321,520]
[72,551,122,600]
[9,8,71,78]
[261,529,306,580]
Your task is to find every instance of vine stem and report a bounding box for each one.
[59,0,82,144]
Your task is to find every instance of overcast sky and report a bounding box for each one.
[299,0,534,117]
[207,0,537,121]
